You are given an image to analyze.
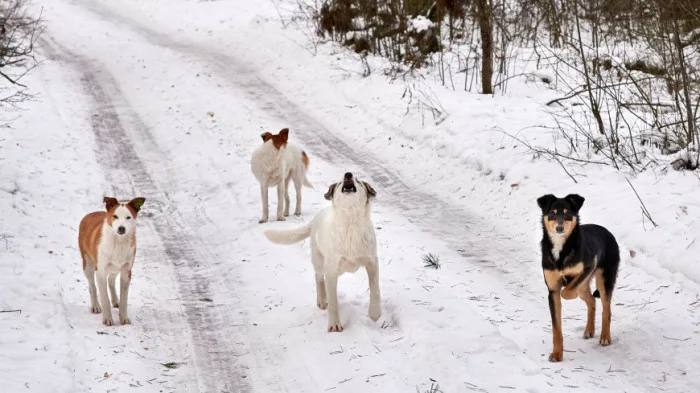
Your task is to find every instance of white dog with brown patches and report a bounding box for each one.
[264,172,380,332]
[251,128,312,223]
[79,197,145,326]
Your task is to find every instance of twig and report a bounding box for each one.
[625,178,658,228]
[0,309,21,314]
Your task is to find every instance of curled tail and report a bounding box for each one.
[301,151,313,188]
[264,224,311,244]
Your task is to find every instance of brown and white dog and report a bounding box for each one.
[79,197,145,326]
[251,128,312,223]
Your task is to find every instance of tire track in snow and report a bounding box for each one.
[40,38,251,393]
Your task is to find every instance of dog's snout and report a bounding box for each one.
[341,172,357,193]
[117,226,126,235]
[555,226,564,233]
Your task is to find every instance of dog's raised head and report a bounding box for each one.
[260,128,289,150]
[103,197,146,237]
[324,172,376,212]
[537,194,584,239]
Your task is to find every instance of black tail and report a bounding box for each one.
[593,289,600,298]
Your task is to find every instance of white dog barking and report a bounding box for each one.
[251,128,312,223]
[264,172,380,332]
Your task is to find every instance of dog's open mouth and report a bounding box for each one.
[341,182,357,193]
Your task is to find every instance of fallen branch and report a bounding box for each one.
[625,178,658,228]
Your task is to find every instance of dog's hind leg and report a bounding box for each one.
[276,181,286,221]
[108,273,119,308]
[259,183,269,223]
[365,258,381,321]
[578,274,595,339]
[283,175,291,217]
[325,272,343,332]
[595,270,612,346]
[293,175,302,216]
[83,260,101,314]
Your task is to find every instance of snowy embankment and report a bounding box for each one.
[0,1,697,392]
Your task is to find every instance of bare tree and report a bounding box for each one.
[0,0,42,110]
[475,0,494,94]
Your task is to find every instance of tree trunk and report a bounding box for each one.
[475,0,493,94]
[672,20,695,145]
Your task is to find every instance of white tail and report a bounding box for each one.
[264,224,311,244]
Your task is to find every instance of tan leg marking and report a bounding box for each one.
[578,273,596,339]
[544,269,564,362]
[549,291,564,362]
[595,270,612,346]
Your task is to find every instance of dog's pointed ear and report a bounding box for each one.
[128,197,146,215]
[261,132,273,142]
[565,194,585,212]
[536,194,556,213]
[363,181,376,199]
[103,197,119,211]
[324,183,337,201]
[279,128,289,143]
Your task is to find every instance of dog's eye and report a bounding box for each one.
[547,211,556,219]
[564,214,574,221]
[126,216,132,220]
[113,215,118,219]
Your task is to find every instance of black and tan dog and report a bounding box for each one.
[537,194,620,362]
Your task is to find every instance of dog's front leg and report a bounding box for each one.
[108,274,119,308]
[96,270,113,326]
[547,290,564,361]
[544,269,563,361]
[365,260,381,321]
[325,272,342,332]
[259,184,269,223]
[119,267,131,325]
[276,182,286,221]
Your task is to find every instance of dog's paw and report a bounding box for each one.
[317,300,328,310]
[548,351,563,362]
[102,317,114,326]
[258,218,268,224]
[294,211,301,217]
[90,305,102,314]
[120,315,131,325]
[599,335,612,346]
[328,323,344,333]
[276,216,286,222]
[583,329,595,339]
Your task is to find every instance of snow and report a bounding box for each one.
[409,15,434,33]
[0,0,698,392]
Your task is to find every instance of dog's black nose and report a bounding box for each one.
[117,226,126,235]
[344,172,353,180]
[555,226,564,233]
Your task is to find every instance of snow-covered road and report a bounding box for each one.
[0,1,697,392]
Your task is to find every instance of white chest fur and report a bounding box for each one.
[549,233,567,260]
[98,223,136,273]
